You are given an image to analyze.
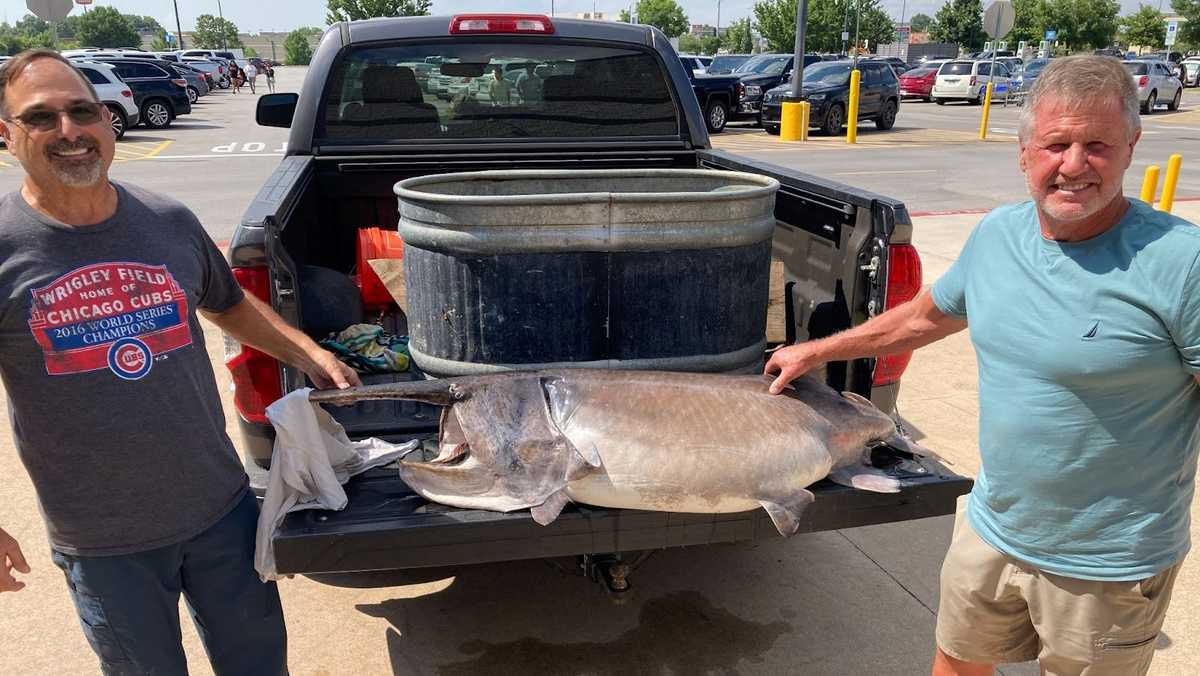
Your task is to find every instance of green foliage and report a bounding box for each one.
[754,0,893,54]
[149,35,171,52]
[1122,5,1166,49]
[76,6,141,48]
[244,46,260,58]
[619,9,632,22]
[909,13,934,32]
[325,0,432,24]
[285,28,316,65]
[1052,0,1120,49]
[1171,0,1200,48]
[931,0,985,49]
[193,14,243,49]
[126,15,165,35]
[724,18,754,53]
[678,34,703,53]
[636,0,689,38]
[1010,0,1054,45]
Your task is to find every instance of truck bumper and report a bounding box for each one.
[272,449,971,575]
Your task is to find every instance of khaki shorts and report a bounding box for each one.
[936,500,1181,676]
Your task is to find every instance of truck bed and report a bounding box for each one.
[272,439,970,574]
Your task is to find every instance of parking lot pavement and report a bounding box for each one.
[2,69,1200,676]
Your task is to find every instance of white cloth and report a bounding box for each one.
[254,388,419,580]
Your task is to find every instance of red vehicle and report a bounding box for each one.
[898,66,938,102]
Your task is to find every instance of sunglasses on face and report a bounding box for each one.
[7,102,105,132]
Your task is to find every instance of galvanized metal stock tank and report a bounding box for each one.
[394,169,780,377]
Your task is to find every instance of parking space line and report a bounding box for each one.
[835,169,939,176]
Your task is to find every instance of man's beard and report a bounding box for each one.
[46,137,103,188]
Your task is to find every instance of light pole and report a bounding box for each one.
[173,0,185,50]
[842,0,850,56]
[217,0,227,50]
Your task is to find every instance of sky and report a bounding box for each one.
[0,0,1168,35]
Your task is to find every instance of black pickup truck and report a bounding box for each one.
[233,14,970,586]
[680,57,740,133]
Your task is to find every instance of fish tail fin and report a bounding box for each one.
[759,489,815,536]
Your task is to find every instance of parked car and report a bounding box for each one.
[1182,57,1200,87]
[72,60,139,140]
[84,57,191,128]
[931,60,1011,105]
[732,52,821,123]
[169,63,209,103]
[1123,60,1183,113]
[1012,58,1051,96]
[996,56,1024,73]
[684,68,741,132]
[866,56,910,77]
[678,54,712,76]
[898,66,938,101]
[707,54,751,74]
[760,60,900,136]
[183,58,230,89]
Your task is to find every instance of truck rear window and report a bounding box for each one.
[319,42,680,142]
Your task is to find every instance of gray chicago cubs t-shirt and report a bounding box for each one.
[0,182,247,556]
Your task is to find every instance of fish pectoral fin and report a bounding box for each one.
[566,443,602,481]
[827,465,902,493]
[530,489,572,526]
[759,489,815,537]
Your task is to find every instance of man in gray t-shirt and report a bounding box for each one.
[0,50,359,675]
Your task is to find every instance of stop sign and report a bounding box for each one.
[25,0,74,22]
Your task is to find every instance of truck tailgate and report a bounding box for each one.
[272,451,971,574]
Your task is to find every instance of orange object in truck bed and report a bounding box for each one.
[356,227,404,308]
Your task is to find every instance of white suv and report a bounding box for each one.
[74,61,140,140]
[932,60,1012,105]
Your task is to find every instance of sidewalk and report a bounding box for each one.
[901,200,1200,675]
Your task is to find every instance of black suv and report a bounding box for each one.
[83,57,192,129]
[760,60,900,136]
[731,52,821,124]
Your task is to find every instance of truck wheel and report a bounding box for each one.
[705,99,728,133]
[141,99,172,129]
[821,103,844,136]
[105,104,126,140]
[764,125,781,135]
[875,100,897,130]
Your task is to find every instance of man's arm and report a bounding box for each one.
[764,289,967,394]
[201,294,362,390]
[0,527,29,593]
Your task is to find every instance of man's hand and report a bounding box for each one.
[764,344,821,395]
[0,527,30,593]
[304,349,362,390]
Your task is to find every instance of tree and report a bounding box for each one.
[1122,5,1166,49]
[193,14,242,49]
[909,13,933,32]
[76,7,141,48]
[931,0,985,50]
[126,15,165,36]
[724,18,754,53]
[1010,0,1054,45]
[150,35,171,52]
[285,28,317,65]
[678,34,703,53]
[1051,0,1120,50]
[326,0,432,24]
[636,0,689,38]
[1175,0,1200,48]
[619,9,633,22]
[753,0,796,52]
[245,46,260,58]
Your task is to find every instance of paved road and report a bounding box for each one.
[2,66,1199,676]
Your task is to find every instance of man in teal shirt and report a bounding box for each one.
[766,55,1200,676]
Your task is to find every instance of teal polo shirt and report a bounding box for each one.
[931,199,1200,581]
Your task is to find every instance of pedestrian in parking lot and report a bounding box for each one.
[0,49,360,675]
[245,60,258,95]
[265,63,276,93]
[766,54,1199,676]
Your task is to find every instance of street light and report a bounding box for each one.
[217,0,227,50]
[172,0,185,50]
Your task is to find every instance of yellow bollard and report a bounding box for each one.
[846,69,860,144]
[1160,154,1183,213]
[1140,165,1161,204]
[978,83,995,140]
[781,101,803,141]
[799,101,810,142]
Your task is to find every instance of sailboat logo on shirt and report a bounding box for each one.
[1082,321,1100,340]
[26,262,193,380]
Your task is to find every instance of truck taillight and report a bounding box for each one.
[450,14,554,34]
[226,267,282,424]
[873,244,923,387]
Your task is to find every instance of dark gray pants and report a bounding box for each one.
[52,491,287,676]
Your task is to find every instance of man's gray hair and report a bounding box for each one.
[1018,55,1140,142]
[0,49,100,119]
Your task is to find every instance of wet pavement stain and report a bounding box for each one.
[427,590,790,676]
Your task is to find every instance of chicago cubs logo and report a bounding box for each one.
[27,262,192,380]
[107,338,153,380]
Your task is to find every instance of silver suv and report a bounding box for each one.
[1123,60,1183,113]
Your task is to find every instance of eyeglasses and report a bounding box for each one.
[6,102,105,132]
